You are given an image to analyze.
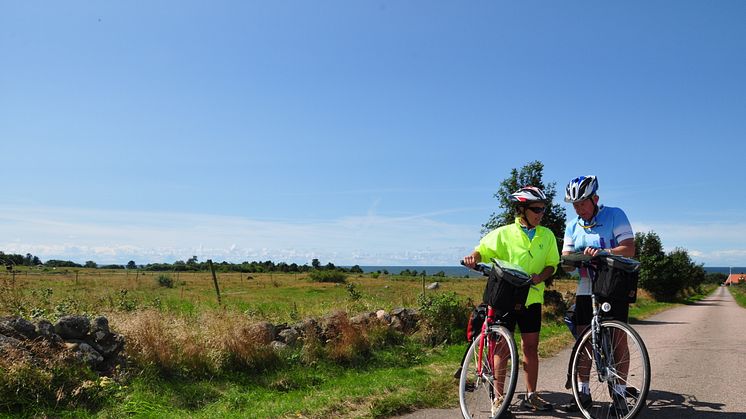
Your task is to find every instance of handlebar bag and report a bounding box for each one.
[482,265,531,314]
[593,257,640,303]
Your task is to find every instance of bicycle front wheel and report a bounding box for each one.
[459,325,518,419]
[570,320,651,419]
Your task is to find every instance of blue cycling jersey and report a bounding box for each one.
[563,205,634,295]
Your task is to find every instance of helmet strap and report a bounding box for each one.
[519,207,535,229]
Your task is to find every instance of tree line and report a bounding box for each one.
[0,252,365,275]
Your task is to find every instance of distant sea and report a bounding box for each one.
[351,266,746,278]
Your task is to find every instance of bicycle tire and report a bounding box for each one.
[459,325,518,419]
[570,320,650,419]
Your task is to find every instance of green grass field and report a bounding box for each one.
[0,268,708,418]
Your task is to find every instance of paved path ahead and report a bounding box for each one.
[396,286,746,418]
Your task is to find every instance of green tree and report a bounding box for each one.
[705,272,727,284]
[635,231,704,301]
[664,248,706,298]
[84,261,98,269]
[482,161,566,245]
[312,258,321,269]
[126,260,137,269]
[635,231,667,299]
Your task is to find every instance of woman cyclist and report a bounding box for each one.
[463,186,559,418]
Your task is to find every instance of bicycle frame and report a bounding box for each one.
[590,291,615,383]
[474,306,496,399]
[476,306,497,374]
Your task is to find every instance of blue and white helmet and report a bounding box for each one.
[564,176,598,203]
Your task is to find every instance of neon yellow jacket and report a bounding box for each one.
[475,218,560,306]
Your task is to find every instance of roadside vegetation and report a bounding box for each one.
[727,283,746,308]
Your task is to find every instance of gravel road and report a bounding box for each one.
[395,286,746,418]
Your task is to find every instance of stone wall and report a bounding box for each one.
[0,315,125,374]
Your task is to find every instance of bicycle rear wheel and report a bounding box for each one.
[570,320,650,419]
[459,325,518,419]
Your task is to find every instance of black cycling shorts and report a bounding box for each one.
[501,303,542,334]
[575,295,629,326]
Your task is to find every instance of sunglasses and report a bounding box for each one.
[526,206,546,214]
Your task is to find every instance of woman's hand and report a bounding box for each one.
[531,274,542,285]
[462,252,480,268]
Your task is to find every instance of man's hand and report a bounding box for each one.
[583,247,608,257]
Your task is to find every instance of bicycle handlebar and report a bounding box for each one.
[561,252,641,272]
[461,260,535,287]
[460,260,492,276]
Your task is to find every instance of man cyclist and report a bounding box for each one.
[560,175,636,412]
[463,186,559,417]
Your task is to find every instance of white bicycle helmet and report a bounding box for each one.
[564,176,598,203]
[509,186,547,203]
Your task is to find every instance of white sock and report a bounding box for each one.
[579,382,590,395]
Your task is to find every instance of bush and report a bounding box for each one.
[346,283,362,301]
[156,274,174,288]
[308,270,347,283]
[417,292,469,346]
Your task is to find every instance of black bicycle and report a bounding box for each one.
[562,253,651,419]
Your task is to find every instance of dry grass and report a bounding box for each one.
[109,310,280,376]
[323,311,371,364]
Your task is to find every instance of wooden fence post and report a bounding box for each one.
[207,259,221,305]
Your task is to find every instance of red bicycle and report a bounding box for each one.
[458,259,533,419]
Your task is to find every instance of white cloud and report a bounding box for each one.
[635,221,746,266]
[0,206,478,265]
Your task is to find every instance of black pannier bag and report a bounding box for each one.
[593,256,640,303]
[466,303,488,342]
[482,261,531,314]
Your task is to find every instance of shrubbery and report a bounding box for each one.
[156,274,174,288]
[416,291,469,346]
[636,232,707,301]
[308,270,347,283]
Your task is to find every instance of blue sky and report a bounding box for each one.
[1,1,745,267]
